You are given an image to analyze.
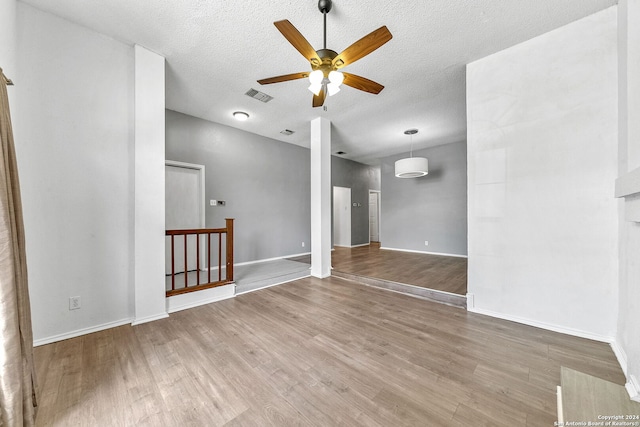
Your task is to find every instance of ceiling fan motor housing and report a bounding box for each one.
[313,48,339,76]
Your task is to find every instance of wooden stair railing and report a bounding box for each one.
[165,218,234,297]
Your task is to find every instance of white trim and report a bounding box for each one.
[167,283,235,313]
[380,246,468,258]
[368,189,381,244]
[350,243,370,248]
[611,340,628,376]
[33,317,134,347]
[556,386,564,425]
[165,160,206,266]
[235,273,312,296]
[615,166,640,198]
[466,293,475,310]
[131,312,170,326]
[611,341,640,402]
[626,375,640,402]
[206,252,311,270]
[468,306,615,343]
[165,160,206,225]
[333,186,352,248]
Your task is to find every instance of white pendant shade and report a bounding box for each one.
[395,157,429,178]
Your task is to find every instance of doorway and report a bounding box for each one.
[369,190,380,243]
[165,161,205,274]
[333,186,351,247]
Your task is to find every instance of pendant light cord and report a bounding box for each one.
[410,133,414,158]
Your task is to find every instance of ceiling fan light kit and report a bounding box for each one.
[395,129,429,178]
[257,0,392,107]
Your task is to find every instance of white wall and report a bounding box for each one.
[380,141,467,256]
[0,0,16,79]
[13,4,135,343]
[467,8,619,340]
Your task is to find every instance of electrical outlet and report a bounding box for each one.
[302,242,305,247]
[69,296,81,310]
[210,199,217,206]
[424,241,429,246]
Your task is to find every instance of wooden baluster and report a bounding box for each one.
[218,233,222,282]
[207,232,211,284]
[171,235,175,291]
[184,234,188,289]
[226,218,234,282]
[196,233,200,285]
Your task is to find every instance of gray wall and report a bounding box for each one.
[380,141,467,256]
[166,110,311,263]
[332,156,381,246]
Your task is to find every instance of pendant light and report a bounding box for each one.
[395,129,428,178]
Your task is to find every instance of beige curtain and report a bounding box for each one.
[0,68,38,426]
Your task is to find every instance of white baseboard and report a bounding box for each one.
[380,246,468,258]
[206,252,311,271]
[131,312,170,326]
[33,317,134,347]
[466,293,475,310]
[611,340,629,376]
[610,341,640,402]
[468,306,615,343]
[235,273,311,296]
[167,283,235,313]
[626,375,640,402]
[351,243,370,248]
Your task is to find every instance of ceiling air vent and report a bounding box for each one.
[245,88,273,103]
[280,129,295,136]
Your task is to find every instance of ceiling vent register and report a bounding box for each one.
[245,88,274,103]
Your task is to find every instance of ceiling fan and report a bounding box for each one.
[257,0,392,108]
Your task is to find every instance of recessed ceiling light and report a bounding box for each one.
[233,111,249,121]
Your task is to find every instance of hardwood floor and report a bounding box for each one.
[33,276,623,426]
[331,243,467,295]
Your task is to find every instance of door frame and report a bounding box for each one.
[165,160,206,229]
[368,190,381,244]
[332,186,352,248]
[165,160,206,271]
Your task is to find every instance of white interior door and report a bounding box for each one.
[369,191,380,242]
[333,186,351,247]
[165,162,204,274]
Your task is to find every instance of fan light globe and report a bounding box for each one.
[308,70,324,95]
[328,71,343,85]
[327,71,344,96]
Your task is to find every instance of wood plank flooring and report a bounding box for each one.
[331,244,467,295]
[34,276,623,426]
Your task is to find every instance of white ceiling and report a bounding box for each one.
[21,0,617,164]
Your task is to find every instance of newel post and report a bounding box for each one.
[225,218,234,281]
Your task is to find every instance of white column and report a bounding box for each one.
[310,117,332,278]
[133,45,168,324]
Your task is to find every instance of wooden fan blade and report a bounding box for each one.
[312,87,326,108]
[332,26,392,69]
[274,20,322,65]
[258,72,309,85]
[342,73,384,94]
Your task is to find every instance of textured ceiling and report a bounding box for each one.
[21,0,617,164]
